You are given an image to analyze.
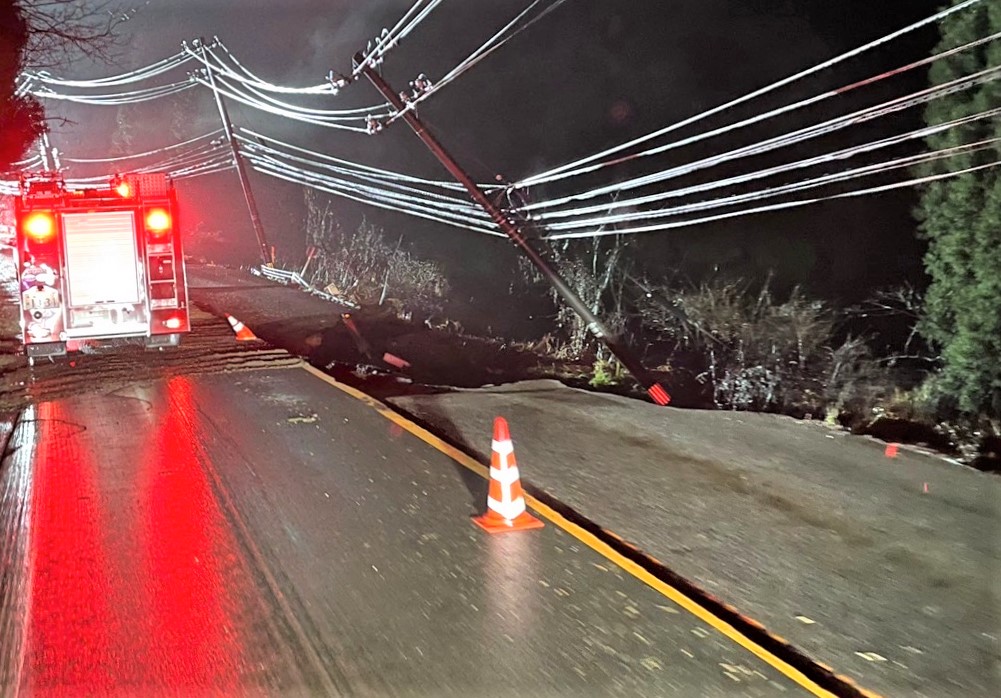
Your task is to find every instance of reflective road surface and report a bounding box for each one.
[1,366,811,696]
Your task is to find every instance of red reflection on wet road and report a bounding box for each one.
[21,379,250,695]
[25,401,116,694]
[138,376,241,692]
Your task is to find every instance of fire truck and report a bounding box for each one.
[13,172,190,361]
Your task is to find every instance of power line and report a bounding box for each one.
[204,39,338,95]
[520,29,1001,198]
[204,45,387,114]
[528,106,1001,224]
[384,0,571,125]
[516,0,988,188]
[239,138,490,220]
[27,80,196,106]
[189,72,371,131]
[20,51,194,88]
[519,62,1001,214]
[350,0,448,78]
[237,127,494,192]
[543,158,1001,240]
[59,129,226,164]
[543,138,1001,233]
[246,154,504,237]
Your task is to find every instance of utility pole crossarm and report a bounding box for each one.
[354,54,670,406]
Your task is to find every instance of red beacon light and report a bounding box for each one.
[115,181,133,198]
[22,212,57,243]
[146,208,172,236]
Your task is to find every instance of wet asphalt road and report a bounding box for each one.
[393,382,1001,698]
[0,365,809,697]
[178,264,1001,697]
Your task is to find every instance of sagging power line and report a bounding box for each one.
[514,0,988,188]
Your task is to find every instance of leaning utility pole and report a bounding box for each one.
[354,55,670,405]
[198,39,272,266]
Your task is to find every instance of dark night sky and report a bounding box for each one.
[49,0,945,331]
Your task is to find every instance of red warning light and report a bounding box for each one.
[22,212,56,243]
[164,316,183,330]
[146,208,172,235]
[115,181,133,198]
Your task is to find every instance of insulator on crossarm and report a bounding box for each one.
[411,74,433,97]
[326,70,347,92]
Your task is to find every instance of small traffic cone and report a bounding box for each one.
[473,417,544,534]
[226,314,258,341]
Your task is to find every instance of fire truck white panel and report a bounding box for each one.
[63,211,143,306]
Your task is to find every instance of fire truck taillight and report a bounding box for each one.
[22,212,56,243]
[146,208,172,236]
[164,316,184,330]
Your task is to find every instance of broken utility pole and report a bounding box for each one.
[354,55,670,406]
[197,39,272,266]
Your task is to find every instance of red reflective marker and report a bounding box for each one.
[647,383,671,406]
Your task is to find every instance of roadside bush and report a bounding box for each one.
[304,190,449,321]
[519,235,631,361]
[638,278,881,414]
[589,357,623,388]
[869,384,941,425]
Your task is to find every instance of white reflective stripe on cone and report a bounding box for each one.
[492,439,514,456]
[487,495,526,521]
[490,466,521,486]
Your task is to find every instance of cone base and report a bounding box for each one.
[472,511,544,534]
[235,331,258,341]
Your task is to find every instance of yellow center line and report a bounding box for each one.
[300,364,882,698]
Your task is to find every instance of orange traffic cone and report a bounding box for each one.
[473,417,544,534]
[226,314,258,341]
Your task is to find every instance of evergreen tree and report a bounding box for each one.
[916,0,1001,415]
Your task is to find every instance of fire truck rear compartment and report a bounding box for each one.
[62,211,151,338]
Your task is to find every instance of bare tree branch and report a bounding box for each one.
[19,0,133,69]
